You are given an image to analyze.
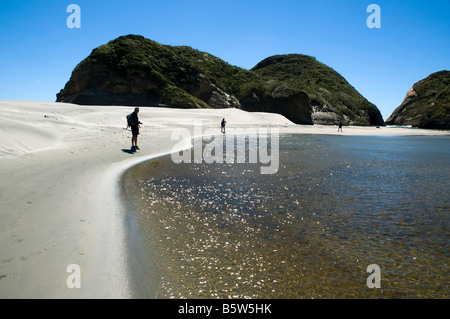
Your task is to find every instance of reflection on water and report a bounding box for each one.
[123,135,450,298]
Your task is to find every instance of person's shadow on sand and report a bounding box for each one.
[121,146,136,154]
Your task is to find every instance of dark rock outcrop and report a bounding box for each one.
[240,85,312,124]
[386,71,450,129]
[57,34,383,126]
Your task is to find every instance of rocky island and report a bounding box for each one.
[57,34,384,126]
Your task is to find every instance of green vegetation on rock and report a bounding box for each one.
[386,71,450,129]
[251,54,383,125]
[57,34,384,126]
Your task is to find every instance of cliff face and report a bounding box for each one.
[57,35,383,126]
[386,71,450,129]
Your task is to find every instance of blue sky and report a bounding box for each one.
[0,0,449,120]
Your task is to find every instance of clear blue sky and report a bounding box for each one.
[1,0,449,120]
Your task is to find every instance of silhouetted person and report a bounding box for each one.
[129,107,142,149]
[338,122,343,132]
[221,118,227,133]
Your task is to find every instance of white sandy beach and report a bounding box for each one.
[0,100,448,298]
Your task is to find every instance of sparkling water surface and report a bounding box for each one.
[122,134,449,298]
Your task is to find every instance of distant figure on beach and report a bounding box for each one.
[128,107,143,150]
[221,118,227,133]
[338,122,343,132]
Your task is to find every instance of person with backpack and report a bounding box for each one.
[221,118,227,133]
[127,107,143,150]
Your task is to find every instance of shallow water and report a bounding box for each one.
[123,134,449,298]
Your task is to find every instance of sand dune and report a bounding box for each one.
[0,100,448,298]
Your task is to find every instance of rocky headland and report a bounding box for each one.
[386,71,450,129]
[57,34,384,126]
